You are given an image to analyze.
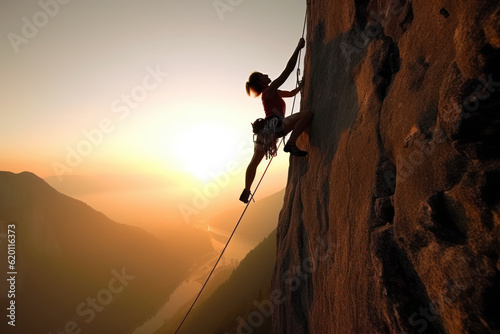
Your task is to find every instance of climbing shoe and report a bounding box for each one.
[284,142,307,156]
[239,188,251,203]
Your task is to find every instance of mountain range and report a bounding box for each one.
[0,171,212,333]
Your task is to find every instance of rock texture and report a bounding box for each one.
[272,0,499,333]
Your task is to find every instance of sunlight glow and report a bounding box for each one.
[172,122,238,181]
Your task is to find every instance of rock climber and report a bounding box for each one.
[240,37,312,203]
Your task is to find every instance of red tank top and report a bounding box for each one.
[262,88,285,118]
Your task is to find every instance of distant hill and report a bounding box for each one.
[44,173,215,254]
[0,171,212,333]
[158,230,277,334]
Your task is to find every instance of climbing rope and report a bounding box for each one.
[282,10,307,146]
[173,10,307,334]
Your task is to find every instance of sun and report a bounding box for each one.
[172,122,239,181]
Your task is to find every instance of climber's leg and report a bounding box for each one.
[244,143,265,192]
[281,111,312,156]
[283,111,312,142]
[281,113,302,136]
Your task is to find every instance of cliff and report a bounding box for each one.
[272,0,499,333]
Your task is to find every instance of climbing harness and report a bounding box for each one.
[254,115,284,159]
[174,10,307,334]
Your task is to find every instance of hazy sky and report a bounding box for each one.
[1,0,306,193]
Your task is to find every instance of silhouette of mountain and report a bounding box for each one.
[44,173,215,260]
[0,171,212,333]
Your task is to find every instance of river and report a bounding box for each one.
[131,227,256,334]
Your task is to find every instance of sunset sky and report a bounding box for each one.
[1,0,306,200]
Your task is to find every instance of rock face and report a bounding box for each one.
[272,0,499,333]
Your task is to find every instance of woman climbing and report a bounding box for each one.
[240,37,312,203]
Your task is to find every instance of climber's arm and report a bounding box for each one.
[269,38,305,90]
[278,83,302,98]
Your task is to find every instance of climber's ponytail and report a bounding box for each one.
[245,81,252,96]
